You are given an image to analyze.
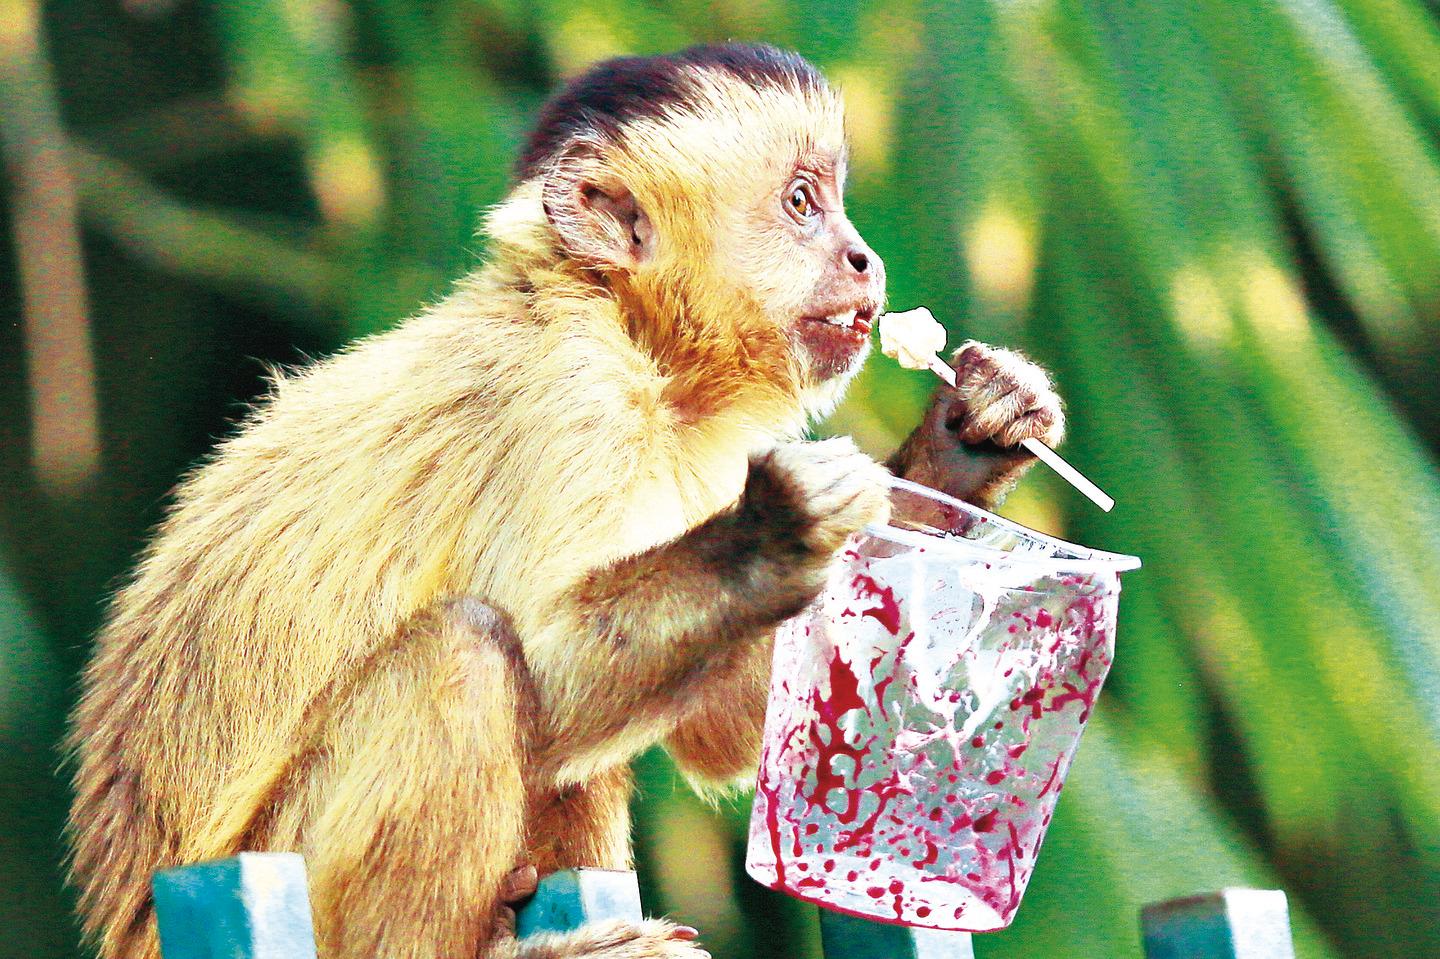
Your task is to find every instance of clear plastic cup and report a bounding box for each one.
[746,478,1140,932]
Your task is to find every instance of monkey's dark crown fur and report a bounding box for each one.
[515,42,827,180]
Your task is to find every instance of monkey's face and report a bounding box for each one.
[760,162,886,385]
[536,69,883,409]
[680,80,886,397]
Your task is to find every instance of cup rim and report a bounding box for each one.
[863,477,1142,575]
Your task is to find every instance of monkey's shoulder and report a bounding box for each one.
[250,295,669,441]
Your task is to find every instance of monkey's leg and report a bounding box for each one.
[269,598,533,959]
[250,599,704,959]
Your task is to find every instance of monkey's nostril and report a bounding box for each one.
[846,248,870,274]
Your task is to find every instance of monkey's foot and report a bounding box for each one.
[515,918,709,959]
[501,865,539,903]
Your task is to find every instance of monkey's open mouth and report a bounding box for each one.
[806,306,876,337]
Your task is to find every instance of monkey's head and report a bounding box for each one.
[502,44,885,418]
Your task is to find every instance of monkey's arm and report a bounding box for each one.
[661,628,773,790]
[660,345,1068,789]
[531,439,888,778]
[887,341,1065,511]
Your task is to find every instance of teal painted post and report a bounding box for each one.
[152,858,642,959]
[152,853,318,959]
[514,868,644,938]
[818,909,975,959]
[1141,889,1296,959]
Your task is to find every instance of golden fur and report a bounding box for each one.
[67,48,1061,959]
[68,58,862,959]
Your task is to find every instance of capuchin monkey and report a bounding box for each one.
[67,43,1063,959]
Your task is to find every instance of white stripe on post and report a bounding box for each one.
[1141,888,1296,959]
[153,853,318,959]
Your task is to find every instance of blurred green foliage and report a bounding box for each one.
[2,1,1438,957]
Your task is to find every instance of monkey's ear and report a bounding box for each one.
[541,140,655,271]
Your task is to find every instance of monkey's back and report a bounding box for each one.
[65,283,714,959]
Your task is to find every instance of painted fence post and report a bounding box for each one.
[152,853,318,959]
[151,855,1295,959]
[152,858,645,959]
[1141,889,1296,959]
[514,868,645,937]
[817,909,976,959]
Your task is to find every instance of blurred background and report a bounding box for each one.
[2,0,1438,957]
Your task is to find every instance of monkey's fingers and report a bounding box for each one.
[516,918,711,959]
[501,864,540,903]
[493,904,520,941]
[995,404,1064,450]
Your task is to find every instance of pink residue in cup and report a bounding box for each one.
[748,549,1119,932]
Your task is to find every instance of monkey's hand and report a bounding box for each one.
[655,439,887,792]
[754,437,893,567]
[514,918,709,959]
[887,340,1065,511]
[698,435,892,624]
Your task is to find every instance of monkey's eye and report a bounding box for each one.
[785,181,817,222]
